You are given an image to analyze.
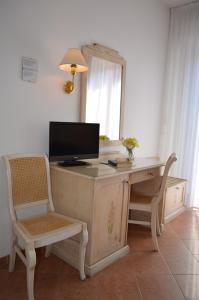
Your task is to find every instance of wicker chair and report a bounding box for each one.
[128,153,177,251]
[4,154,88,300]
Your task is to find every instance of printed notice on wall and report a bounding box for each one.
[21,57,38,83]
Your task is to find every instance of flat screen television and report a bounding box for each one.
[49,122,100,166]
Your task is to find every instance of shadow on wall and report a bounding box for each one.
[0,157,12,257]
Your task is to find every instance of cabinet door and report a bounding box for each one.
[164,183,185,217]
[91,175,129,264]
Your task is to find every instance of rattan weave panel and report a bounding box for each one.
[9,157,49,206]
[129,210,151,222]
[19,213,73,236]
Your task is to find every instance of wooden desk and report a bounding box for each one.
[50,158,164,276]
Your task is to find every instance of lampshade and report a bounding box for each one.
[59,48,88,72]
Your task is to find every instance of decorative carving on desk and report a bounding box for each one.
[107,201,115,235]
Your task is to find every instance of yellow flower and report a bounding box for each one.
[121,137,139,149]
[99,135,110,141]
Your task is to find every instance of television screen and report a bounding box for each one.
[49,122,99,166]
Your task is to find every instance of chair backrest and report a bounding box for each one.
[4,154,54,221]
[157,152,177,202]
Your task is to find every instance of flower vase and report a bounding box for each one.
[127,147,134,161]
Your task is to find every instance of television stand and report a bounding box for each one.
[58,160,90,167]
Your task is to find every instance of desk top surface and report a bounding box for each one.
[51,157,164,180]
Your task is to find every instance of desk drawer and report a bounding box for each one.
[129,167,159,185]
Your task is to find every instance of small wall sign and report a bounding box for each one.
[22,57,38,83]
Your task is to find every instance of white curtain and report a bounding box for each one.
[159,3,199,207]
[86,56,122,140]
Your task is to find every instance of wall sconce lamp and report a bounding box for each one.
[59,48,88,94]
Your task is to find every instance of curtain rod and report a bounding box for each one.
[173,0,199,9]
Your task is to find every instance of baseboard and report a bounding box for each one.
[53,242,129,277]
[85,246,129,276]
[164,207,185,224]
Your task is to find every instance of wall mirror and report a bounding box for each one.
[80,43,126,145]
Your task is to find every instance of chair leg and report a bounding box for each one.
[151,206,159,252]
[45,244,53,258]
[156,209,161,236]
[9,231,17,272]
[25,243,36,300]
[79,224,88,280]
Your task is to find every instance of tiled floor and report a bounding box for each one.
[0,209,199,300]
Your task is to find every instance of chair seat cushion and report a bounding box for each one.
[132,176,162,197]
[17,212,75,237]
[129,194,152,211]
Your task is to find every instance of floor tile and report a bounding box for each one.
[182,239,199,255]
[159,238,193,259]
[35,273,60,300]
[164,254,199,275]
[61,259,79,275]
[128,231,154,252]
[128,223,151,233]
[172,227,199,239]
[0,269,27,300]
[160,224,178,239]
[170,214,199,229]
[194,255,199,262]
[159,236,187,248]
[58,273,101,300]
[36,252,65,274]
[137,274,185,300]
[100,254,136,276]
[100,271,141,300]
[14,256,26,272]
[175,275,199,300]
[130,252,171,274]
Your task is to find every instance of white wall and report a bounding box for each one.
[0,0,169,256]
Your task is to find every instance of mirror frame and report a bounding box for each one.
[80,43,126,146]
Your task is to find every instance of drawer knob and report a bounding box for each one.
[123,180,129,184]
[148,172,154,176]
